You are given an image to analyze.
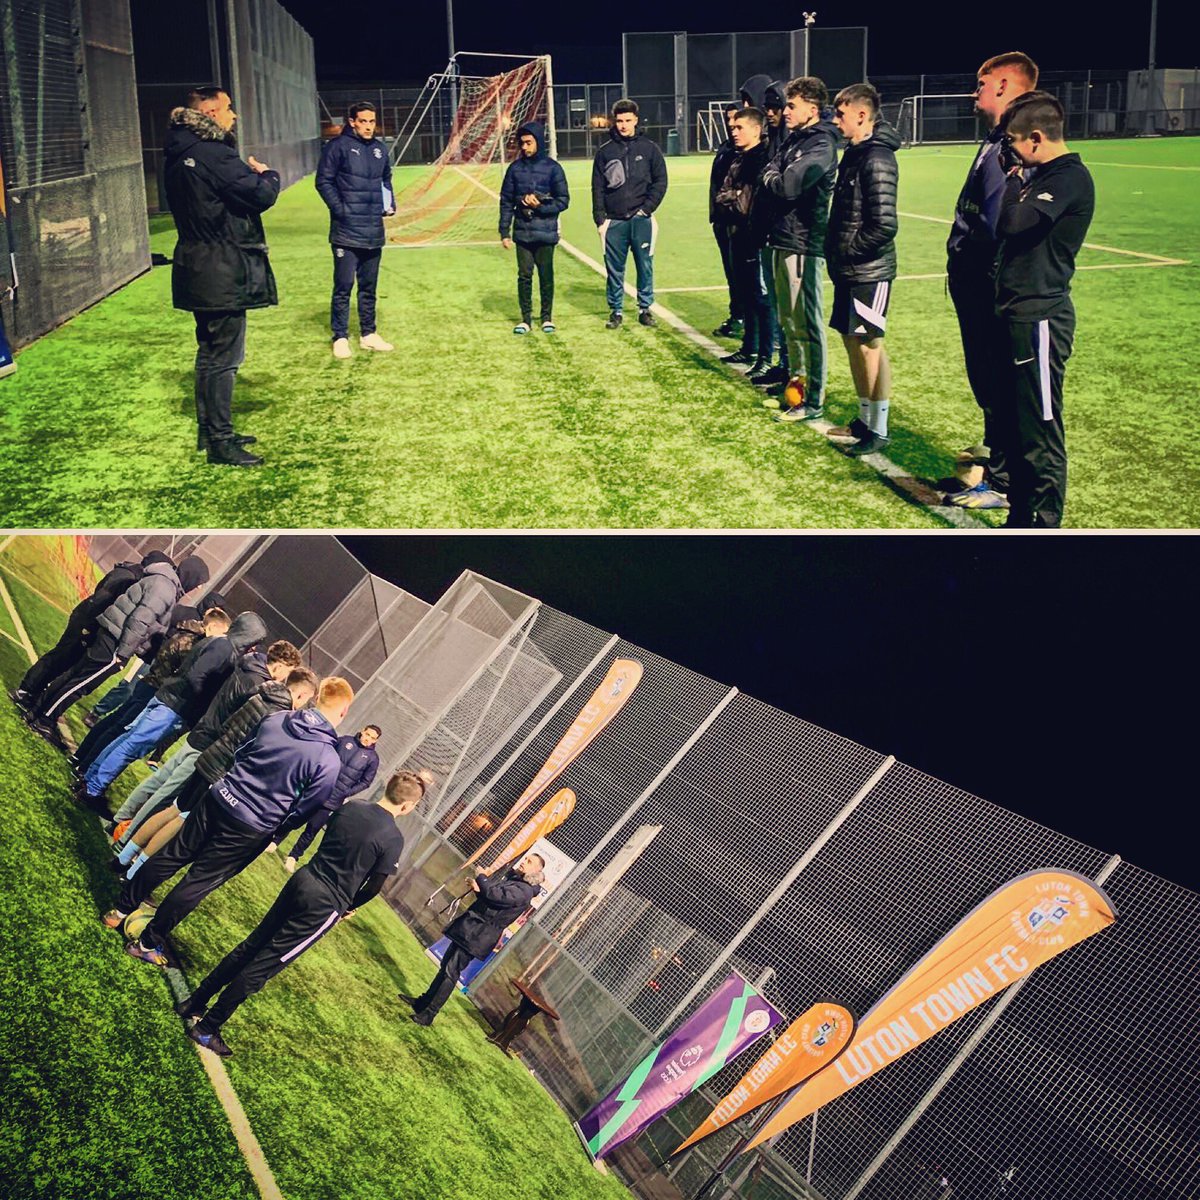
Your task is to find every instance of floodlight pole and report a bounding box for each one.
[1144,0,1159,133]
[447,0,458,137]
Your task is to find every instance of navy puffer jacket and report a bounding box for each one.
[315,125,394,250]
[498,122,569,246]
[330,734,381,804]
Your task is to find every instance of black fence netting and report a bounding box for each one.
[0,0,150,347]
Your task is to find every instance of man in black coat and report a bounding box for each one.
[164,86,280,467]
[709,101,743,340]
[402,853,545,1026]
[823,84,900,457]
[315,101,395,359]
[592,99,668,329]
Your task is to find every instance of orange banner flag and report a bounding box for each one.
[486,787,577,870]
[465,658,642,866]
[675,1001,855,1153]
[744,869,1117,1151]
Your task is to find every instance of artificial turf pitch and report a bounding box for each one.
[0,137,1195,528]
[0,544,632,1200]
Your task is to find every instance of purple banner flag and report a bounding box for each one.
[577,974,783,1159]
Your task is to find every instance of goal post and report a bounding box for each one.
[386,52,556,247]
[896,93,982,147]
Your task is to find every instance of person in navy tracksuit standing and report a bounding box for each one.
[591,99,668,329]
[498,121,570,335]
[315,102,395,359]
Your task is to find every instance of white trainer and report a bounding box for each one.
[332,337,352,359]
[359,332,394,352]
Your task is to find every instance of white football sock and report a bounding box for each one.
[858,397,870,425]
[869,400,889,437]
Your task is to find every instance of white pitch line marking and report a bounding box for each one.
[451,167,984,528]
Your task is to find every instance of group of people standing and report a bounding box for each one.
[11,554,549,1055]
[705,52,1093,526]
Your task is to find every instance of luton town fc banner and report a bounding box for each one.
[743,869,1117,1151]
[578,974,783,1159]
[487,787,577,870]
[675,1000,855,1153]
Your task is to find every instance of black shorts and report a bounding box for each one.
[830,280,892,339]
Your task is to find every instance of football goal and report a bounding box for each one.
[896,93,983,146]
[387,53,555,246]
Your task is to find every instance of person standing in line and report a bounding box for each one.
[105,678,353,966]
[709,101,744,341]
[993,92,1095,528]
[316,102,396,360]
[592,100,668,329]
[164,86,278,467]
[498,121,570,335]
[758,77,838,413]
[823,84,900,455]
[943,52,1039,509]
[178,769,431,1057]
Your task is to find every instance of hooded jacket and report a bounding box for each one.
[95,560,184,661]
[315,122,394,250]
[739,74,772,112]
[155,611,267,728]
[759,117,839,254]
[211,707,341,835]
[591,129,668,224]
[163,106,281,312]
[195,678,293,784]
[825,122,901,285]
[498,121,570,247]
[764,81,788,156]
[330,734,381,804]
[57,560,145,646]
[444,867,541,958]
[187,645,271,751]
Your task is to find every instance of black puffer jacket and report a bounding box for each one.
[195,679,292,784]
[760,119,839,254]
[825,122,901,285]
[187,649,268,752]
[95,560,183,660]
[444,868,540,958]
[315,124,393,249]
[163,107,281,311]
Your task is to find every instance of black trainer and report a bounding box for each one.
[638,310,657,327]
[845,431,892,457]
[188,1021,233,1057]
[207,438,263,468]
[28,716,65,747]
[397,992,421,1009]
[751,365,788,387]
[175,996,205,1023]
[605,311,623,329]
[721,350,755,365]
[8,688,31,713]
[711,318,744,338]
[198,431,257,453]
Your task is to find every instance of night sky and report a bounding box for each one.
[340,535,1199,893]
[281,0,1197,84]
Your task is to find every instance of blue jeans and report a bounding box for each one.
[85,698,183,794]
[601,215,655,312]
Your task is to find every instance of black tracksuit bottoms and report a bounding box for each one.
[192,871,343,1027]
[193,310,246,444]
[712,223,742,322]
[948,272,1013,491]
[21,611,91,700]
[415,941,476,1020]
[1001,303,1075,528]
[33,629,122,720]
[120,792,269,944]
[515,242,555,323]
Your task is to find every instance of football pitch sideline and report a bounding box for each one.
[0,541,630,1200]
[0,137,1195,529]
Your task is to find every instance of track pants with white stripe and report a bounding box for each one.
[600,214,656,312]
[1002,304,1075,528]
[192,870,343,1027]
[772,250,826,402]
[31,629,123,720]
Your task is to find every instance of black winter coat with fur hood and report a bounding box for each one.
[163,107,281,311]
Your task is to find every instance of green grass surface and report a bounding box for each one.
[2,137,1196,528]
[0,564,632,1200]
